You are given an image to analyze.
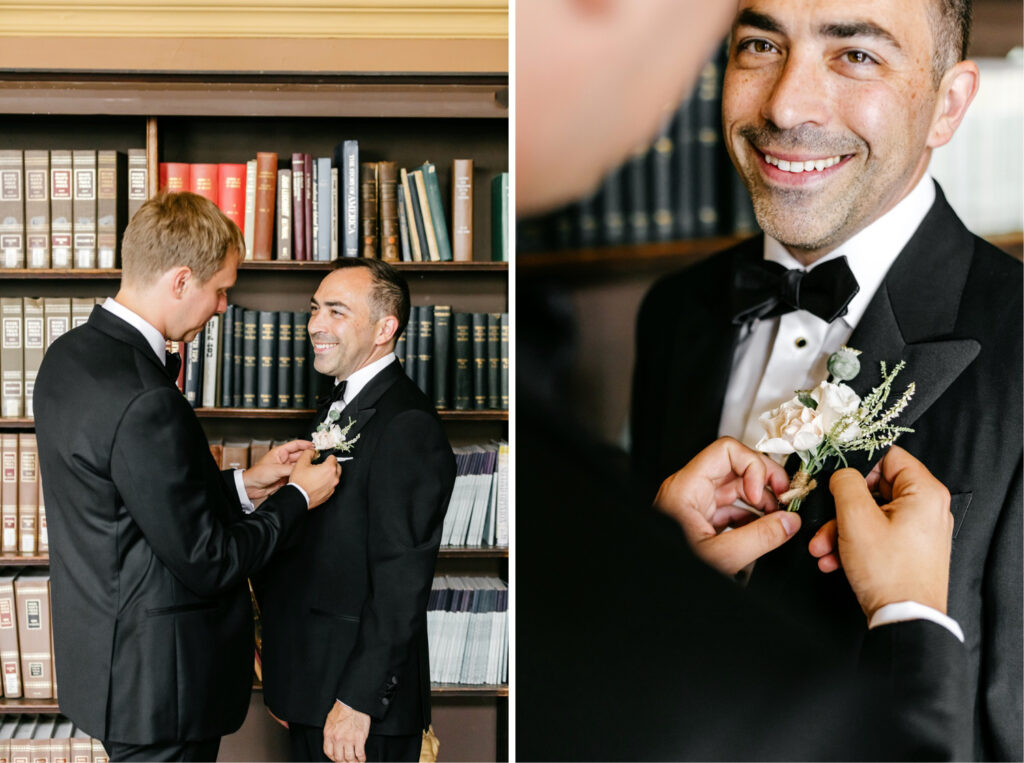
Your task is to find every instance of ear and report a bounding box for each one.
[374,315,399,347]
[169,266,193,299]
[927,60,979,149]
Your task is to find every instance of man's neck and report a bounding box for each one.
[114,287,169,338]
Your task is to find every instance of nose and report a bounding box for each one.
[308,311,322,336]
[760,51,829,131]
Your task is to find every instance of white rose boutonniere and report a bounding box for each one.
[312,406,361,463]
[754,346,915,512]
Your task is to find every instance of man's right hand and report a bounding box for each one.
[289,448,341,510]
[809,446,953,618]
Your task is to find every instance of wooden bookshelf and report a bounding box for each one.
[0,556,49,566]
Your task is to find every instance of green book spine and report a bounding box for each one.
[232,308,244,407]
[395,326,408,370]
[432,305,451,409]
[471,312,487,410]
[184,330,204,408]
[277,312,292,408]
[257,311,277,408]
[500,312,509,410]
[220,305,234,408]
[452,312,472,411]
[292,311,308,409]
[486,313,500,409]
[490,173,509,261]
[417,305,434,399]
[405,305,420,384]
[241,310,258,408]
[418,162,453,261]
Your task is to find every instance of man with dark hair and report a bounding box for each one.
[34,191,341,761]
[256,260,455,763]
[632,0,1021,758]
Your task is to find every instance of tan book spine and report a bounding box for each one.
[359,162,378,259]
[43,298,71,353]
[399,168,423,262]
[49,151,73,269]
[72,150,97,269]
[0,573,22,697]
[24,150,50,269]
[23,298,44,419]
[10,735,29,763]
[251,152,277,260]
[1,298,24,418]
[0,150,25,269]
[27,739,48,763]
[451,159,474,262]
[50,739,68,763]
[221,442,250,471]
[18,433,38,556]
[70,298,93,330]
[96,150,124,269]
[249,439,272,465]
[90,740,107,763]
[68,737,89,763]
[377,161,399,262]
[1,434,17,553]
[127,148,148,223]
[0,738,9,763]
[15,571,53,698]
[412,170,440,261]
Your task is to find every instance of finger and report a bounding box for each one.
[295,448,314,467]
[817,554,841,573]
[344,744,356,763]
[830,468,884,538]
[323,739,334,762]
[879,445,942,505]
[864,459,883,493]
[698,511,800,574]
[356,739,366,763]
[808,519,838,559]
[710,506,760,530]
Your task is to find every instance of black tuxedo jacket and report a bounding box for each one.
[256,361,455,735]
[33,306,307,745]
[632,185,1022,760]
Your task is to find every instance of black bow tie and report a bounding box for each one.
[316,380,347,412]
[732,255,860,327]
[165,351,182,381]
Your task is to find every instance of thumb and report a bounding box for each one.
[830,467,883,538]
[295,448,314,468]
[700,511,801,575]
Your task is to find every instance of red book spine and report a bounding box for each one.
[304,153,313,259]
[252,152,278,261]
[291,153,306,261]
[189,163,219,205]
[161,162,190,192]
[218,163,247,230]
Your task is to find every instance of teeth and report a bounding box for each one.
[763,152,843,173]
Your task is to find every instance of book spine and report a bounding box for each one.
[276,314,292,408]
[15,574,53,698]
[499,313,509,410]
[252,152,278,261]
[292,312,308,409]
[0,576,21,697]
[405,306,419,384]
[73,149,99,268]
[471,313,487,410]
[412,170,439,261]
[232,311,244,407]
[127,148,148,225]
[291,154,306,261]
[201,314,220,408]
[486,313,500,409]
[400,168,425,262]
[695,50,723,237]
[673,95,697,239]
[452,312,472,411]
[396,181,412,262]
[1,299,24,417]
[378,161,400,262]
[0,150,25,270]
[257,311,277,408]
[96,150,126,269]
[24,150,49,269]
[360,162,378,258]
[419,162,453,261]
[161,162,190,192]
[189,163,219,205]
[432,305,451,409]
[220,305,234,408]
[22,298,44,418]
[217,163,247,231]
[43,298,70,352]
[243,159,257,260]
[1,434,18,554]
[303,154,313,261]
[70,298,92,330]
[276,169,292,261]
[650,122,675,241]
[17,434,37,556]
[316,157,332,261]
[311,158,319,261]
[574,191,600,247]
[600,166,626,246]
[342,140,359,257]
[624,144,650,244]
[183,332,203,408]
[330,167,339,260]
[241,310,258,408]
[395,325,407,370]
[417,305,433,400]
[490,173,509,261]
[451,159,473,262]
[49,151,73,268]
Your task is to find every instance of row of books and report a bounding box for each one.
[0,716,107,763]
[0,297,97,419]
[395,308,509,411]
[162,150,510,263]
[426,576,508,686]
[0,149,143,271]
[0,570,55,700]
[1,435,46,557]
[517,43,754,253]
[441,443,509,548]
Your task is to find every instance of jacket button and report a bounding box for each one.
[381,697,390,707]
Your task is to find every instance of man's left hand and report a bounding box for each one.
[323,700,371,763]
[242,439,314,501]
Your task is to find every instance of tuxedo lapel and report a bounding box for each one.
[311,360,404,438]
[87,306,171,380]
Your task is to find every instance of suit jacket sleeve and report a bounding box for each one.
[110,385,307,598]
[859,620,971,761]
[336,409,455,719]
[980,460,1023,761]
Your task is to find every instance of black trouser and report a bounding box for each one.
[101,738,221,762]
[289,721,419,762]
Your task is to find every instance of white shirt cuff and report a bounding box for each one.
[234,469,256,514]
[869,601,965,643]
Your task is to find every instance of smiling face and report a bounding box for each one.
[723,0,956,260]
[308,267,396,382]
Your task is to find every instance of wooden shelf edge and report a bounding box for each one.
[1,410,506,426]
[0,263,508,278]
[250,684,507,698]
[0,698,60,713]
[0,268,121,279]
[437,547,508,558]
[0,556,49,566]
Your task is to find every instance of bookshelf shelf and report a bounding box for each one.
[250,684,508,699]
[437,547,508,559]
[189,409,507,422]
[0,556,48,566]
[0,698,59,714]
[0,263,508,279]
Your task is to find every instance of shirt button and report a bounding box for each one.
[795,337,808,348]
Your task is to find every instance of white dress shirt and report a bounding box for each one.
[713,175,962,641]
[101,298,308,512]
[325,352,398,417]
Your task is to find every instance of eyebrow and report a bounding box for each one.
[734,8,902,52]
[311,299,350,311]
[734,8,784,35]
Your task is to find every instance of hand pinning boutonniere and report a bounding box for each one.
[312,407,361,463]
[754,346,916,512]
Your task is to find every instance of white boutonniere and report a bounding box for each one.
[755,346,915,512]
[312,407,361,462]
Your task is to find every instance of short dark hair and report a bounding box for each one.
[929,0,972,85]
[330,258,411,341]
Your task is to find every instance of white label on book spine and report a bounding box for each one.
[0,170,20,201]
[25,599,40,629]
[4,662,17,694]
